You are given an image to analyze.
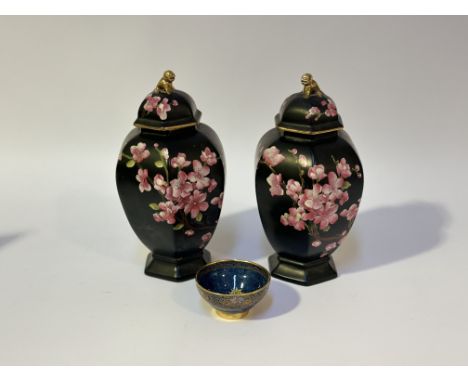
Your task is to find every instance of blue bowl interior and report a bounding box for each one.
[197,262,268,294]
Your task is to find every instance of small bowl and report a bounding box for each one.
[195,259,271,319]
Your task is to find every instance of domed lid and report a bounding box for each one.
[134,70,201,131]
[275,73,344,135]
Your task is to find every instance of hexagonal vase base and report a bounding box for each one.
[145,250,211,282]
[268,253,337,286]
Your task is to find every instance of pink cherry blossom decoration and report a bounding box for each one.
[208,178,218,193]
[340,203,359,221]
[153,174,167,193]
[130,142,150,163]
[267,173,284,196]
[201,232,212,242]
[305,106,321,120]
[200,147,217,166]
[298,154,308,167]
[188,160,211,190]
[311,202,339,230]
[153,201,180,225]
[308,164,326,181]
[325,242,337,251]
[211,192,224,208]
[286,179,302,201]
[184,190,209,219]
[263,146,285,167]
[143,95,161,112]
[136,168,151,193]
[170,153,191,169]
[324,99,337,117]
[156,98,171,120]
[336,158,352,179]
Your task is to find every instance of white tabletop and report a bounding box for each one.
[0,16,467,365]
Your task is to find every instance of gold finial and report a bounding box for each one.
[156,70,176,94]
[301,73,322,98]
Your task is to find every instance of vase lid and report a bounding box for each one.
[275,73,344,135]
[134,70,201,131]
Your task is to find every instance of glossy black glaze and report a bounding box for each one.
[255,81,363,286]
[116,82,225,282]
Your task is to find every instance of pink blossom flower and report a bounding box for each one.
[321,100,327,106]
[311,202,339,230]
[325,242,337,251]
[266,173,284,196]
[298,155,308,167]
[208,178,218,193]
[284,207,307,231]
[153,173,167,193]
[289,148,298,155]
[165,171,193,200]
[160,148,169,161]
[263,146,285,167]
[340,203,359,221]
[286,179,302,201]
[156,97,171,120]
[184,229,194,237]
[184,190,209,219]
[143,95,161,112]
[305,106,321,120]
[153,201,179,225]
[354,164,360,172]
[210,192,224,208]
[136,169,151,193]
[325,99,337,117]
[307,164,326,181]
[170,153,191,169]
[130,142,150,163]
[339,191,349,206]
[188,160,211,190]
[154,143,159,148]
[312,240,322,248]
[201,232,212,242]
[299,184,325,211]
[322,172,344,201]
[200,147,217,166]
[336,158,352,179]
[280,214,289,226]
[171,100,179,106]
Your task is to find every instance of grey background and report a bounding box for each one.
[0,16,467,365]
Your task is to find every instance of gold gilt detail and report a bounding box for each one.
[156,70,176,94]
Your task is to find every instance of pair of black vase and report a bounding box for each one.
[116,70,364,286]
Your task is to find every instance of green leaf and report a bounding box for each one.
[154,161,164,168]
[195,213,203,222]
[126,160,135,168]
[173,223,184,231]
[342,181,351,190]
[149,203,159,210]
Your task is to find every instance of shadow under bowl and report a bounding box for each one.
[195,260,271,319]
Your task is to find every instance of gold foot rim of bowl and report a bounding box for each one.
[215,310,249,320]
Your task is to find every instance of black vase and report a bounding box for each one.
[255,73,364,286]
[116,71,225,281]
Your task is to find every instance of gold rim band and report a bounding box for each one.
[277,125,344,136]
[134,122,197,132]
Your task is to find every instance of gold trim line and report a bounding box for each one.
[277,125,344,136]
[134,122,197,132]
